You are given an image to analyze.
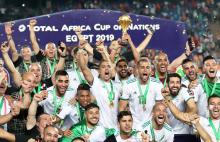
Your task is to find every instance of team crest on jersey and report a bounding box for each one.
[188,89,194,96]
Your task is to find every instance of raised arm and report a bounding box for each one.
[29,19,40,54]
[75,27,94,55]
[190,115,212,142]
[26,91,47,130]
[123,33,140,63]
[1,42,22,87]
[136,27,154,53]
[109,40,121,63]
[0,128,15,142]
[168,40,195,70]
[5,22,19,62]
[96,40,116,78]
[52,42,67,84]
[77,49,94,85]
[161,88,196,124]
[0,99,20,125]
[15,80,33,109]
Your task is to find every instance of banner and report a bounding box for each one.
[0,9,187,61]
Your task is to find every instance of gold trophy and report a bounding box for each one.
[118,14,132,46]
[118,14,132,34]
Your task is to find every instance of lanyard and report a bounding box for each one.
[0,96,5,115]
[19,89,24,101]
[137,79,150,105]
[209,117,220,141]
[150,123,155,141]
[155,71,167,87]
[101,80,115,104]
[203,78,217,97]
[150,122,165,142]
[52,88,64,115]
[73,63,87,84]
[76,102,85,121]
[33,83,42,94]
[23,62,30,72]
[114,56,120,63]
[47,58,56,75]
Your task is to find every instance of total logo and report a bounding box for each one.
[18,24,26,32]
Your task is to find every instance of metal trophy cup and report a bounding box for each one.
[118,14,132,46]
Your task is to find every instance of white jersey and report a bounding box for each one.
[91,77,121,129]
[198,117,220,142]
[115,131,143,142]
[0,96,11,130]
[121,77,163,129]
[89,125,108,142]
[57,104,79,130]
[140,120,174,142]
[167,87,194,134]
[39,86,76,130]
[182,76,208,118]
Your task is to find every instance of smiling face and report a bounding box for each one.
[203,59,218,80]
[76,90,91,108]
[55,75,69,96]
[45,42,56,59]
[168,77,181,96]
[152,103,167,127]
[99,61,112,82]
[182,61,197,81]
[155,53,169,74]
[21,47,32,61]
[208,96,220,120]
[137,60,151,84]
[86,107,100,126]
[116,60,128,79]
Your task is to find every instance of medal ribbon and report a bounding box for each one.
[137,79,150,105]
[73,63,87,84]
[23,62,30,72]
[33,83,42,94]
[0,96,5,115]
[47,58,56,75]
[101,80,115,105]
[19,89,24,101]
[52,88,65,115]
[208,117,220,141]
[150,121,165,142]
[76,102,85,121]
[155,71,167,87]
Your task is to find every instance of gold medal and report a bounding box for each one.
[109,101,114,108]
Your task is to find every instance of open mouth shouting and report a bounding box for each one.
[207,69,216,79]
[159,65,167,73]
[156,115,165,125]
